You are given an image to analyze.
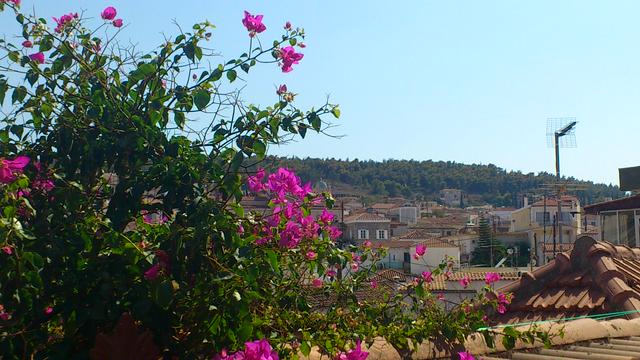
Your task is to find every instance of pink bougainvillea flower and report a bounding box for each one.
[362,240,372,248]
[340,340,369,360]
[276,84,288,96]
[32,179,55,192]
[142,211,169,225]
[421,271,433,283]
[350,262,359,272]
[459,275,471,289]
[1,0,20,7]
[28,52,45,64]
[0,156,30,183]
[0,312,10,321]
[278,46,304,73]
[112,18,123,28]
[414,244,427,259]
[458,351,475,360]
[485,272,501,285]
[437,293,445,301]
[238,224,245,234]
[325,269,337,277]
[242,11,266,37]
[327,226,342,241]
[44,306,53,315]
[319,209,334,224]
[305,251,317,261]
[52,12,78,33]
[247,168,266,193]
[284,21,292,30]
[312,277,323,288]
[22,40,32,48]
[244,339,279,360]
[1,246,12,255]
[101,6,117,20]
[279,221,302,248]
[370,280,378,289]
[298,42,306,48]
[143,264,161,280]
[497,303,507,314]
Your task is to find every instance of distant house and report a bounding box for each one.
[510,195,582,264]
[373,234,460,275]
[389,205,420,225]
[491,236,640,325]
[369,203,398,215]
[584,194,640,247]
[343,212,391,242]
[439,189,463,208]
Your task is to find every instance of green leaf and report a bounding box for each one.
[193,89,210,111]
[226,69,237,82]
[265,250,280,274]
[298,124,307,138]
[12,86,27,104]
[252,140,266,159]
[174,111,185,128]
[23,252,44,270]
[154,280,173,309]
[331,106,341,118]
[300,341,311,356]
[0,79,8,105]
[26,69,38,86]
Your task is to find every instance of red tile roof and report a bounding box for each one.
[492,236,640,325]
[343,212,390,223]
[395,229,439,240]
[370,238,459,249]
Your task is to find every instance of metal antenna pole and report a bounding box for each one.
[555,132,562,256]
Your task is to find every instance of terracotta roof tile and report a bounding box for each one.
[343,212,390,223]
[491,236,640,325]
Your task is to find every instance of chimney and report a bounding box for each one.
[523,195,528,207]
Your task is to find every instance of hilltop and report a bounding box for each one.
[257,156,622,206]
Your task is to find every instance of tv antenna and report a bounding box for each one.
[545,117,578,260]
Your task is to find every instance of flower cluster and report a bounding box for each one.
[413,243,427,260]
[52,12,78,33]
[458,351,475,360]
[336,340,368,360]
[242,11,266,37]
[144,250,170,281]
[0,0,20,6]
[214,339,279,360]
[0,156,29,183]
[484,272,501,285]
[495,291,513,314]
[278,46,304,73]
[100,6,122,28]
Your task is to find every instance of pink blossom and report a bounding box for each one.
[28,52,45,64]
[437,293,445,301]
[284,21,292,30]
[370,280,378,289]
[421,271,433,283]
[338,340,368,360]
[22,40,32,48]
[485,272,501,285]
[32,179,54,192]
[277,84,287,95]
[458,275,471,289]
[144,264,161,280]
[256,237,270,246]
[142,211,169,225]
[458,351,475,360]
[44,306,53,315]
[1,0,21,6]
[242,11,266,37]
[247,168,266,193]
[1,246,12,255]
[319,209,334,224]
[325,269,337,277]
[112,19,123,28]
[312,278,323,288]
[101,6,117,21]
[327,226,342,241]
[362,240,372,248]
[305,251,317,261]
[350,262,359,272]
[52,12,78,33]
[278,46,304,73]
[497,303,507,314]
[238,224,245,234]
[298,42,306,48]
[244,339,279,360]
[0,156,30,183]
[0,312,10,321]
[414,244,427,259]
[482,315,489,322]
[279,221,302,248]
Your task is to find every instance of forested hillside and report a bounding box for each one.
[258,156,622,206]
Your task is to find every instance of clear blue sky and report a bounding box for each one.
[3,1,639,185]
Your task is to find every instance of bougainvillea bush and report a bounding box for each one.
[0,2,547,359]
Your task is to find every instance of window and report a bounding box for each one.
[602,213,618,243]
[358,229,369,240]
[403,252,411,262]
[619,211,636,247]
[535,212,550,224]
[376,229,388,239]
